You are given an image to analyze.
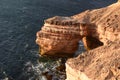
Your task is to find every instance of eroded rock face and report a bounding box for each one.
[36,16,101,56]
[97,12,120,45]
[36,16,81,56]
[82,36,103,51]
[66,2,120,80]
[36,2,120,57]
[79,23,97,37]
[66,42,120,80]
[73,2,120,45]
[36,1,120,80]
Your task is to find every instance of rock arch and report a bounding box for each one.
[36,16,103,57]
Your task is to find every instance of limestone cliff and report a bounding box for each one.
[66,1,120,80]
[36,1,120,80]
[36,15,103,56]
[72,2,120,45]
[36,2,120,57]
[36,16,81,56]
[66,42,120,80]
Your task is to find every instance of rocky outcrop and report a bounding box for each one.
[36,2,120,55]
[66,2,120,80]
[36,15,103,56]
[66,42,120,80]
[36,16,81,56]
[72,2,120,45]
[36,1,120,80]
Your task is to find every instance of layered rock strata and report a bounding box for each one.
[66,1,120,80]
[36,16,82,56]
[36,1,120,80]
[72,2,120,45]
[36,16,102,56]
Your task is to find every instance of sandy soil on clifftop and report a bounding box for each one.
[73,1,120,25]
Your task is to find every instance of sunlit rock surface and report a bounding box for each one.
[0,0,117,79]
[36,16,81,56]
[73,2,120,45]
[66,1,120,80]
[35,1,120,80]
[36,16,102,56]
[66,42,120,80]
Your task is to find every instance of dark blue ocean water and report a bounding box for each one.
[0,0,117,79]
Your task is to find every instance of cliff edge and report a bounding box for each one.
[66,1,120,80]
[36,1,120,79]
[72,2,120,45]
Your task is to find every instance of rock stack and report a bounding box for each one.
[36,16,81,56]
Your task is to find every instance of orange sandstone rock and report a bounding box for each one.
[36,2,120,57]
[72,2,120,45]
[66,42,120,80]
[66,1,120,80]
[36,16,82,56]
[36,16,100,56]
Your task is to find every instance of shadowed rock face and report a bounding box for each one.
[82,36,103,51]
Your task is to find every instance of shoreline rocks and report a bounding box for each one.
[36,1,120,80]
[66,1,120,80]
[66,42,120,80]
[36,16,102,56]
[36,16,82,56]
